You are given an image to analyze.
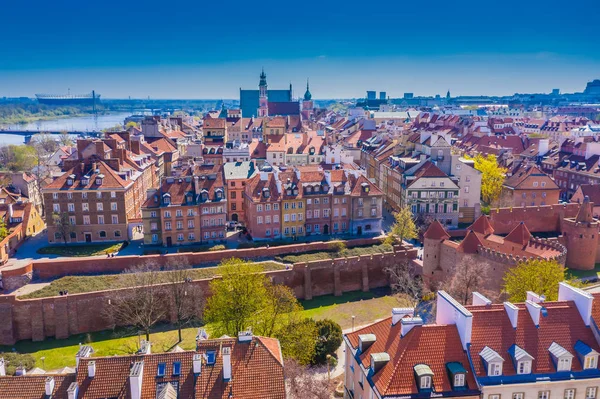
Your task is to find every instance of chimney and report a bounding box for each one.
[75,345,94,367]
[392,308,414,326]
[88,361,96,378]
[45,376,55,396]
[0,358,5,376]
[8,203,13,219]
[526,291,545,304]
[80,162,85,173]
[558,282,593,326]
[526,300,542,327]
[472,292,492,306]
[193,354,202,374]
[222,347,232,381]
[137,340,151,355]
[15,366,26,376]
[504,302,519,328]
[67,382,79,399]
[129,361,144,399]
[401,317,423,337]
[436,291,473,350]
[238,330,253,343]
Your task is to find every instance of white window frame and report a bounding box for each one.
[420,375,432,389]
[454,373,465,387]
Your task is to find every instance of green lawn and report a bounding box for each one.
[275,243,393,264]
[4,289,400,371]
[20,261,286,299]
[36,242,124,257]
[567,264,600,280]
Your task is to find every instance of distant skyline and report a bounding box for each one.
[2,0,599,99]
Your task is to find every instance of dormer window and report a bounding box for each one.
[454,374,465,387]
[163,194,171,205]
[307,186,312,193]
[585,356,598,369]
[549,342,574,372]
[480,346,504,376]
[414,364,434,391]
[157,362,166,377]
[206,350,216,365]
[216,190,222,200]
[447,362,466,389]
[517,360,532,374]
[575,340,599,370]
[263,188,270,198]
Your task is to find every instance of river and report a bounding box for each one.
[0,113,132,145]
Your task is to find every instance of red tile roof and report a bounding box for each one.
[468,215,495,236]
[423,220,451,240]
[0,374,76,399]
[346,318,478,396]
[504,222,532,246]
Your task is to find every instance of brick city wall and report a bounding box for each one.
[1,237,381,290]
[0,248,417,345]
[488,203,580,234]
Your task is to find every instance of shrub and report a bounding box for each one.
[0,352,36,375]
[313,319,343,365]
[328,241,346,253]
[209,244,226,252]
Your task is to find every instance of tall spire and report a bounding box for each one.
[259,68,267,87]
[303,78,312,101]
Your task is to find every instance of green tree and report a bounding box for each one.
[471,154,506,205]
[125,121,139,130]
[0,217,8,241]
[204,259,269,336]
[313,319,343,365]
[278,318,318,366]
[503,259,567,302]
[52,212,75,245]
[385,206,418,246]
[7,145,37,172]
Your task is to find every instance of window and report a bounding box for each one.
[97,203,103,211]
[67,192,73,199]
[257,216,263,224]
[82,192,87,199]
[464,186,470,193]
[176,210,183,217]
[69,216,76,225]
[513,394,524,399]
[454,374,465,387]
[188,233,195,240]
[83,215,90,225]
[165,222,172,230]
[586,387,597,399]
[68,203,75,212]
[284,214,289,222]
[115,230,121,237]
[82,203,89,212]
[585,356,598,370]
[489,395,500,399]
[98,215,105,225]
[565,389,576,399]
[152,234,158,243]
[53,204,60,213]
[490,362,502,376]
[112,215,118,224]
[188,220,194,228]
[99,231,106,238]
[266,215,271,224]
[157,363,166,377]
[371,208,377,217]
[173,362,181,376]
[96,192,102,199]
[110,191,116,198]
[284,203,289,210]
[420,376,432,389]
[176,221,182,229]
[53,193,59,200]
[539,391,550,399]
[517,361,531,375]
[177,234,184,241]
[265,204,271,211]
[558,357,571,371]
[265,229,271,236]
[257,204,263,212]
[150,211,156,218]
[151,222,158,231]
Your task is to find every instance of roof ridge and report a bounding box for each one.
[381,326,418,395]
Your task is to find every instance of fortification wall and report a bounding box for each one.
[0,237,381,290]
[0,248,417,345]
[488,203,580,234]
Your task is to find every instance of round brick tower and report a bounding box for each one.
[562,196,599,270]
[422,220,451,289]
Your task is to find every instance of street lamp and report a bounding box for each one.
[326,354,332,380]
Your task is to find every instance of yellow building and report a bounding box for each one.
[279,172,305,238]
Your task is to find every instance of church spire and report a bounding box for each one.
[304,78,312,101]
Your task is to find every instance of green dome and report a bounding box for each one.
[304,79,312,101]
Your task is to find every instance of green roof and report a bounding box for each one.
[446,362,466,375]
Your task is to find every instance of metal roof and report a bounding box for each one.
[548,342,574,359]
[509,344,534,361]
[414,364,434,377]
[479,346,504,363]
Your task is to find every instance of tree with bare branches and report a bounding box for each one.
[446,255,491,305]
[384,259,422,304]
[52,212,75,245]
[163,261,205,342]
[104,263,169,341]
[285,358,334,399]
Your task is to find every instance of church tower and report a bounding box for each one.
[258,69,268,117]
[302,79,314,120]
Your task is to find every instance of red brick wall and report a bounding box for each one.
[0,247,417,345]
[488,203,580,234]
[7,237,383,281]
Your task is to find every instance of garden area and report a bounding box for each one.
[36,242,124,257]
[2,288,401,372]
[19,261,285,299]
[274,243,393,264]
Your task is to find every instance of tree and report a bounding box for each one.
[313,319,343,365]
[254,283,302,337]
[164,262,204,342]
[104,263,169,341]
[384,259,422,304]
[385,206,417,246]
[503,258,567,302]
[58,131,73,146]
[125,121,139,130]
[415,213,434,240]
[204,259,269,337]
[0,217,8,241]
[471,154,506,205]
[285,358,334,399]
[446,255,492,305]
[277,318,318,366]
[6,145,37,172]
[52,212,75,245]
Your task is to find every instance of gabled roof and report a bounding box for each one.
[469,215,495,236]
[509,344,534,361]
[504,222,532,247]
[423,220,451,240]
[457,230,484,253]
[479,346,504,363]
[548,342,574,359]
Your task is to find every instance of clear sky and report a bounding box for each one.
[2,0,599,99]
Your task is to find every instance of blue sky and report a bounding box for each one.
[1,0,599,99]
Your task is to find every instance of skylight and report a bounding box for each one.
[206,350,216,365]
